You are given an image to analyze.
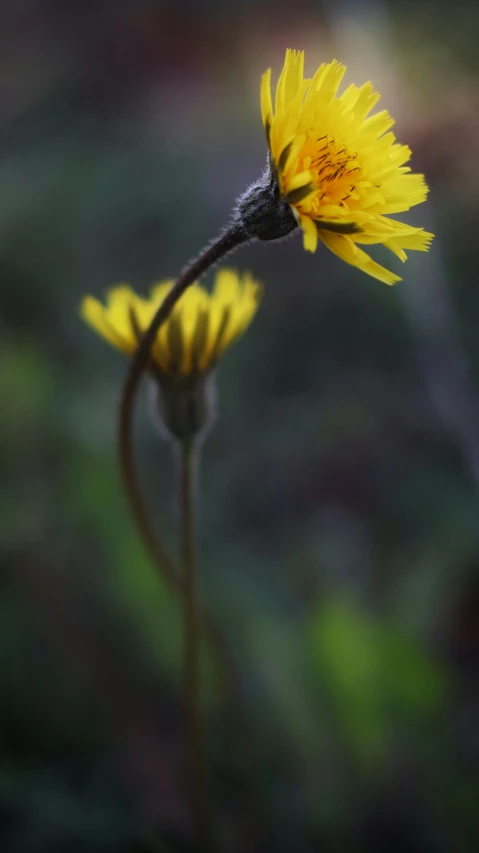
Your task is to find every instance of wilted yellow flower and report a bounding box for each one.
[80,269,261,379]
[260,49,433,283]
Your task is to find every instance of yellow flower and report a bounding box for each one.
[260,49,433,284]
[80,269,261,379]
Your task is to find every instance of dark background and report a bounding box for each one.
[1,1,479,851]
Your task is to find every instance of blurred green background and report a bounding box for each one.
[1,1,479,851]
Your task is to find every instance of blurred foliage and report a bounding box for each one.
[309,597,447,764]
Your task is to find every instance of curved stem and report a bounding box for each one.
[179,438,217,851]
[116,223,252,847]
[117,223,247,685]
[118,224,246,540]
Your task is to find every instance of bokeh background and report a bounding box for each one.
[1,1,479,851]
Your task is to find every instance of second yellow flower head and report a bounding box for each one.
[81,269,261,381]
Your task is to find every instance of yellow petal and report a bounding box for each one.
[319,232,401,285]
[208,270,261,361]
[80,293,136,353]
[393,230,434,252]
[284,169,313,194]
[313,60,346,105]
[275,49,305,115]
[300,215,318,252]
[213,268,240,304]
[176,284,209,372]
[104,286,142,341]
[261,68,273,128]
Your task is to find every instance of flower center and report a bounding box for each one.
[300,135,360,210]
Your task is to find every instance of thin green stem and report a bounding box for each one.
[179,438,217,852]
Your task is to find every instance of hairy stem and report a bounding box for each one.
[118,224,247,532]
[179,438,217,851]
[117,223,252,848]
[117,223,247,690]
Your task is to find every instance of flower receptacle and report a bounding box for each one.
[150,374,217,443]
[235,164,298,242]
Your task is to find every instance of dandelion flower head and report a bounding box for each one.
[260,49,433,283]
[81,269,261,380]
